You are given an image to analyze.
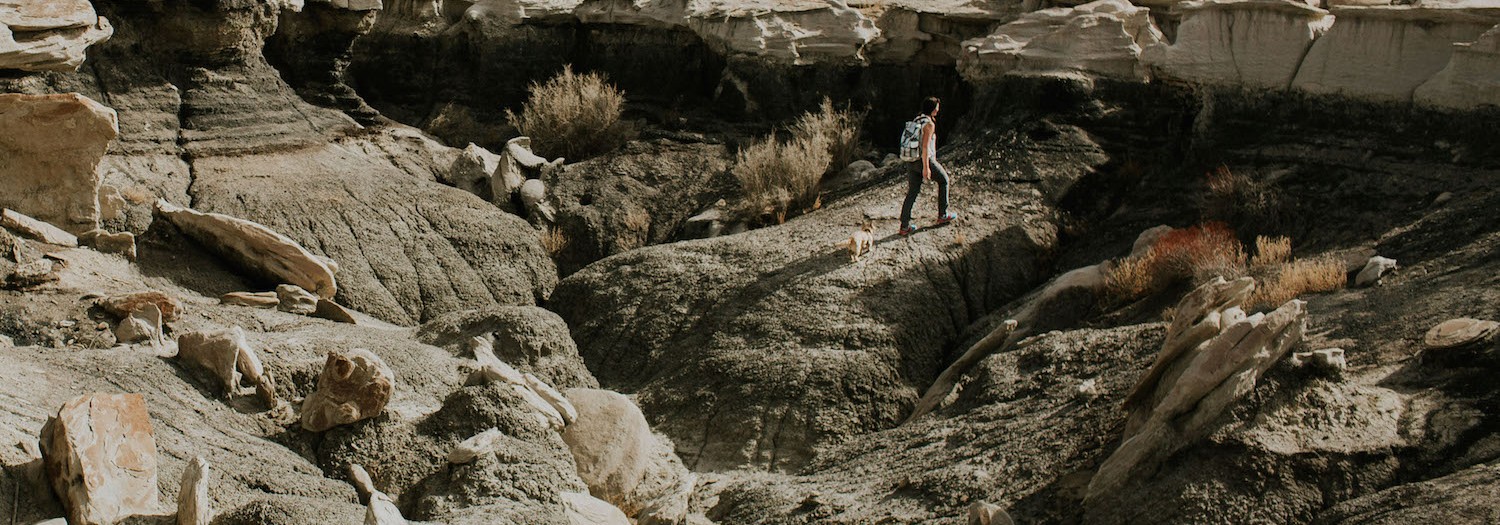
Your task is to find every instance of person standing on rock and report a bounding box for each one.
[899,96,957,236]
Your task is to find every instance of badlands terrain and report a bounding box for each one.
[2,0,1499,523]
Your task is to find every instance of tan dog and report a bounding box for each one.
[845,221,875,262]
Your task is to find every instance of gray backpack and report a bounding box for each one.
[898,115,930,162]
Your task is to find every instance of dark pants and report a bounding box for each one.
[900,157,949,229]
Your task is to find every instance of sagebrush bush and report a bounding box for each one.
[792,98,866,174]
[733,132,832,224]
[1105,222,1247,303]
[506,66,627,160]
[1251,257,1346,308]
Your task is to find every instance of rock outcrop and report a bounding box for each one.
[1142,0,1334,89]
[1291,5,1500,102]
[1415,24,1500,109]
[300,349,395,432]
[39,393,161,525]
[0,0,113,71]
[1086,277,1307,511]
[959,0,1164,82]
[0,93,118,235]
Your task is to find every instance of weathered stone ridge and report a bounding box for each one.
[957,0,1500,111]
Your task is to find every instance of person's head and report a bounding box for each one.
[921,97,941,117]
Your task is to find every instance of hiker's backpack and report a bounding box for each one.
[898,115,930,162]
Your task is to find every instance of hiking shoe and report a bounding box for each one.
[898,225,918,236]
[935,212,958,225]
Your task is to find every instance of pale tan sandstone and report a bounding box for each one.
[39,393,161,525]
[154,200,338,299]
[300,349,395,432]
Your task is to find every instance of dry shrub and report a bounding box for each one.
[426,102,505,147]
[733,132,832,224]
[1251,257,1346,308]
[1250,235,1291,270]
[539,226,569,257]
[506,65,627,160]
[1105,222,1247,303]
[791,98,866,175]
[1202,165,1284,234]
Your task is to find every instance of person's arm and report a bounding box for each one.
[919,120,935,181]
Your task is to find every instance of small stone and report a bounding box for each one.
[178,456,211,525]
[519,179,555,222]
[1424,318,1499,350]
[99,185,127,221]
[1075,378,1101,402]
[100,291,183,322]
[220,291,279,308]
[1432,192,1453,206]
[311,298,358,324]
[78,229,136,260]
[844,159,876,177]
[1354,256,1397,287]
[300,349,395,432]
[276,284,319,315]
[1,208,78,247]
[114,303,164,347]
[348,464,405,525]
[40,393,161,525]
[1311,348,1347,374]
[523,373,576,426]
[447,428,504,464]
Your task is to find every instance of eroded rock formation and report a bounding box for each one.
[300,348,395,432]
[0,94,118,235]
[0,0,113,71]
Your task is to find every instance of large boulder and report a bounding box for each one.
[39,393,161,525]
[0,93,119,235]
[561,388,693,521]
[0,0,113,71]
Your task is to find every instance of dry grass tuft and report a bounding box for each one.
[506,65,627,160]
[1251,257,1346,308]
[1250,235,1291,270]
[733,132,832,224]
[618,208,652,250]
[120,186,154,205]
[539,226,569,257]
[791,98,866,174]
[1105,222,1247,303]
